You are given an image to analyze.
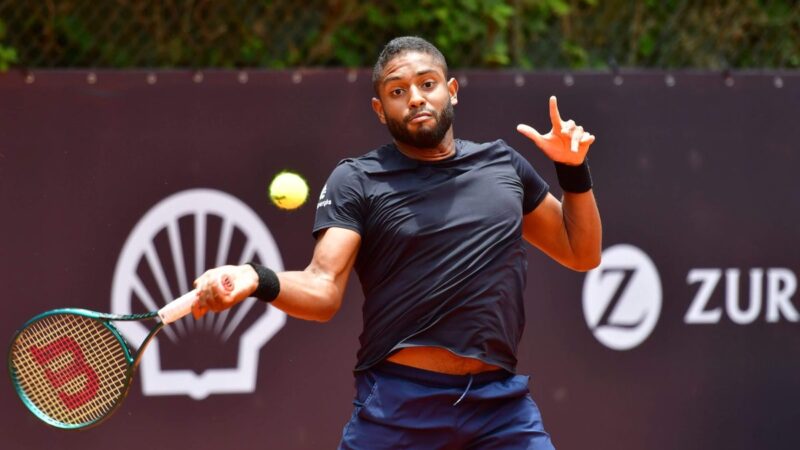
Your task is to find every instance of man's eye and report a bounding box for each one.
[422,81,435,88]
[391,88,404,96]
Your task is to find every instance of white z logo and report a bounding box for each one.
[583,244,662,350]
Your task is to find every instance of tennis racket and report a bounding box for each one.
[7,274,234,430]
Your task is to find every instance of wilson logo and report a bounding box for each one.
[29,337,99,409]
[582,244,662,350]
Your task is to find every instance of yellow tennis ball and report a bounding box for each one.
[269,171,309,210]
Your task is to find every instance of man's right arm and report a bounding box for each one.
[272,227,360,322]
[192,226,361,323]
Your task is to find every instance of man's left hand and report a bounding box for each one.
[516,95,595,166]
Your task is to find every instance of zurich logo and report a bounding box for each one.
[582,244,662,350]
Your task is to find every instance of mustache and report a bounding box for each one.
[404,107,436,123]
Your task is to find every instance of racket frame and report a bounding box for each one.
[8,308,165,430]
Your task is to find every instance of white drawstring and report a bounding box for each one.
[453,374,474,406]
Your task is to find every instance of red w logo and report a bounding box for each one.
[29,337,100,410]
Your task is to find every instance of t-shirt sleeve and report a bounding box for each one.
[506,143,550,214]
[312,161,366,238]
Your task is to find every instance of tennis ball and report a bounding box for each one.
[269,171,309,210]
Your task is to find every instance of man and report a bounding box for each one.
[194,36,601,449]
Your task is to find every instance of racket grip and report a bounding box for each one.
[158,290,198,324]
[157,275,235,324]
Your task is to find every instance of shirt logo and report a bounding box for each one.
[317,184,332,209]
[582,244,662,350]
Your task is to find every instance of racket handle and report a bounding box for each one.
[157,275,235,324]
[158,289,198,324]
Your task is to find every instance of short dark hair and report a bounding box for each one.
[372,36,448,95]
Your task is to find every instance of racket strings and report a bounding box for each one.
[11,314,131,426]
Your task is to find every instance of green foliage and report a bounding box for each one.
[322,0,532,68]
[0,19,17,71]
[0,45,16,70]
[0,0,797,69]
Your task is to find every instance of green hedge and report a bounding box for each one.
[0,0,797,70]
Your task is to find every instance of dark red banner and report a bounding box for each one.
[1,69,798,449]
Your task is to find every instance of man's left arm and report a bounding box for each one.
[522,191,601,272]
[517,95,602,272]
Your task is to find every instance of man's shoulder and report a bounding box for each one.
[333,139,518,174]
[350,143,396,164]
[336,143,417,174]
[457,138,516,159]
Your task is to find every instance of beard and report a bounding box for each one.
[385,99,455,149]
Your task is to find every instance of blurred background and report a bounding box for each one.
[1,1,799,450]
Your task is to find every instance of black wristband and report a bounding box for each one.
[554,158,593,193]
[246,262,281,302]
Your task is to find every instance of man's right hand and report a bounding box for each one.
[192,264,259,318]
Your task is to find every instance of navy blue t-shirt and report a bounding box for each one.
[313,139,549,372]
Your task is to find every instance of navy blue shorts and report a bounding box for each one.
[338,362,555,450]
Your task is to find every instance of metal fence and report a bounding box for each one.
[0,0,798,70]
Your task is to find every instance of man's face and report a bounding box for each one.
[372,51,458,149]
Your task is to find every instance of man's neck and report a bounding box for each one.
[394,131,456,162]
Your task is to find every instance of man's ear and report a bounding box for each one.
[447,77,459,106]
[371,97,387,124]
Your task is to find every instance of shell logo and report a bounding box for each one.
[111,189,286,399]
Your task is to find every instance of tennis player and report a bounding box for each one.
[194,36,601,449]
